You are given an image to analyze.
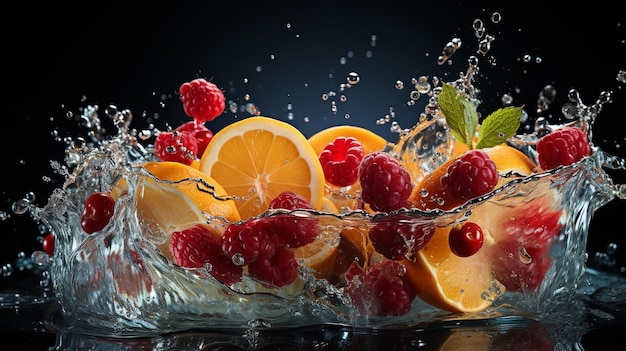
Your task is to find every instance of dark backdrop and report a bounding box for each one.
[2,1,625,349]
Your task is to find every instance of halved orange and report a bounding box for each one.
[199,116,326,219]
[402,226,504,313]
[112,161,240,261]
[293,223,340,280]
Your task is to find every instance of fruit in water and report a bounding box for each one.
[345,259,416,316]
[80,192,116,234]
[402,226,504,313]
[154,130,199,165]
[199,116,325,219]
[440,149,498,202]
[536,126,591,170]
[179,78,225,123]
[359,152,413,212]
[221,219,276,266]
[268,191,319,248]
[174,120,214,158]
[487,200,563,292]
[410,144,536,210]
[112,161,240,261]
[318,136,365,187]
[448,222,484,257]
[368,214,435,261]
[248,246,299,287]
[170,224,243,286]
[42,233,55,255]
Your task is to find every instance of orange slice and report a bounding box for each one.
[112,161,240,261]
[307,125,389,156]
[293,224,340,280]
[402,226,504,313]
[199,116,325,219]
[409,144,536,211]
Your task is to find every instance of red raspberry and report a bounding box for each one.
[247,246,298,287]
[319,136,365,187]
[170,224,242,286]
[179,78,225,123]
[269,190,314,210]
[359,152,413,212]
[369,215,435,261]
[536,126,591,170]
[154,130,198,165]
[175,120,214,158]
[81,192,116,234]
[345,260,416,316]
[448,222,484,257]
[268,191,319,247]
[221,219,276,265]
[440,149,498,202]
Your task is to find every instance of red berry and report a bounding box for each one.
[536,126,591,170]
[221,219,276,265]
[448,222,484,257]
[268,191,319,248]
[492,202,562,292]
[154,130,198,165]
[42,233,55,255]
[369,215,435,261]
[269,191,314,211]
[440,149,498,202]
[345,259,416,316]
[319,136,365,187]
[359,152,413,212]
[247,246,298,287]
[80,192,115,234]
[170,224,242,286]
[179,78,225,123]
[175,120,214,158]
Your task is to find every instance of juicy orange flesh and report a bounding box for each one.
[209,131,315,218]
[403,226,502,312]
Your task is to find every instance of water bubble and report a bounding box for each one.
[255,66,262,73]
[12,198,31,215]
[616,70,626,83]
[340,57,347,65]
[491,12,502,24]
[347,72,360,84]
[523,54,532,63]
[395,80,404,90]
[409,91,420,100]
[501,93,513,105]
[232,253,245,266]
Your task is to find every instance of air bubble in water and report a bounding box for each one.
[395,80,404,90]
[491,12,502,24]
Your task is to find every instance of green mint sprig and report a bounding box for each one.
[438,83,522,149]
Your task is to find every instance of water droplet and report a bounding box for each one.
[395,80,404,90]
[518,246,532,264]
[347,72,360,84]
[232,253,245,266]
[491,12,502,24]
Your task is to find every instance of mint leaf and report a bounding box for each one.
[438,83,478,147]
[475,106,523,149]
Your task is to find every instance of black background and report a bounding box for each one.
[2,1,625,349]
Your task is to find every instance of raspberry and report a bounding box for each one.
[154,130,198,165]
[319,136,365,187]
[448,222,484,257]
[536,126,591,170]
[175,120,214,158]
[268,191,319,247]
[247,246,298,287]
[440,149,498,202]
[179,78,225,123]
[221,219,276,265]
[345,260,416,316]
[369,215,435,261]
[269,190,314,210]
[170,224,242,286]
[359,152,413,212]
[81,192,116,234]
